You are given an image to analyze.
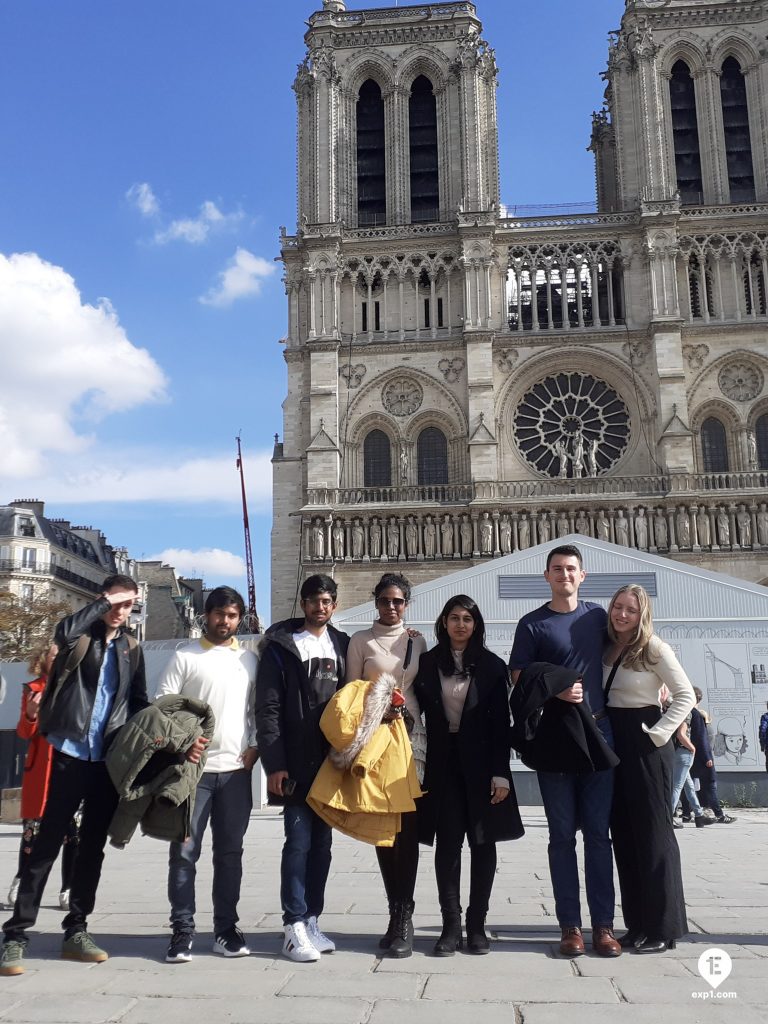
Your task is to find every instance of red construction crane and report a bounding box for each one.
[235,434,260,633]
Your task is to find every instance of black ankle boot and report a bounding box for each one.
[465,909,490,955]
[378,901,395,950]
[387,899,415,958]
[433,912,463,957]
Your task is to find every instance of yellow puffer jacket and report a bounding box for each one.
[307,674,422,846]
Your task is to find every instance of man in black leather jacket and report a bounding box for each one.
[1,574,148,977]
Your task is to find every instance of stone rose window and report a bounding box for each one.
[513,372,630,478]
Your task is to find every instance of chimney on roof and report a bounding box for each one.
[11,499,45,516]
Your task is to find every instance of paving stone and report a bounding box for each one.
[520,1004,765,1024]
[0,995,136,1022]
[616,976,763,1005]
[121,995,369,1024]
[424,973,619,1003]
[368,1000,516,1024]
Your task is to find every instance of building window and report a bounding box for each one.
[361,301,368,333]
[424,299,431,330]
[756,413,768,469]
[701,417,729,472]
[437,296,444,327]
[670,61,703,205]
[357,79,386,226]
[417,427,449,485]
[409,75,439,222]
[720,57,755,203]
[364,429,392,486]
[22,547,36,569]
[20,584,34,603]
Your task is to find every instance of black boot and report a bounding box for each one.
[378,901,395,950]
[433,912,463,957]
[465,908,490,955]
[387,899,414,958]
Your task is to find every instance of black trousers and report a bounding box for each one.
[433,741,496,917]
[3,751,118,942]
[376,810,419,904]
[17,817,79,891]
[609,707,687,942]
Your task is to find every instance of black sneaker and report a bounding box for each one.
[716,814,736,824]
[165,930,193,963]
[213,926,250,958]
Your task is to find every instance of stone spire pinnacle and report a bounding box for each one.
[322,0,346,12]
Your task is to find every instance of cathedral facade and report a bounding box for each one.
[272,0,768,616]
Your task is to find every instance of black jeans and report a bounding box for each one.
[3,751,118,942]
[433,747,496,917]
[376,810,419,904]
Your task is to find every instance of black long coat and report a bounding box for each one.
[414,646,524,847]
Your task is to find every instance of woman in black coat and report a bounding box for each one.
[414,595,524,956]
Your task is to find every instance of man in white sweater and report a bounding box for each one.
[156,586,258,964]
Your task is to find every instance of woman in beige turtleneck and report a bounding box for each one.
[345,573,426,959]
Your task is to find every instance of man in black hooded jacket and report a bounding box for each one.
[256,574,348,964]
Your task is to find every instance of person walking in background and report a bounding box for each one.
[604,584,694,954]
[759,702,768,773]
[685,687,735,825]
[157,586,259,964]
[345,573,427,958]
[669,710,714,829]
[7,645,80,913]
[509,545,619,959]
[256,574,349,963]
[1,576,147,977]
[415,595,523,956]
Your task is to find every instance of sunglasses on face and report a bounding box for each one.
[377,597,406,608]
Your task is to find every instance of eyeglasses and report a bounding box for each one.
[377,597,406,608]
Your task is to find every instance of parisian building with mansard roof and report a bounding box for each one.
[271,0,768,617]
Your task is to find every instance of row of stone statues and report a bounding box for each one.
[306,501,768,561]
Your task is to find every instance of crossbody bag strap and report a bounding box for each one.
[603,652,624,702]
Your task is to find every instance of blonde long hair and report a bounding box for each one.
[607,584,659,670]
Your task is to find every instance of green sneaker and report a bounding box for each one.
[0,939,26,976]
[61,931,108,963]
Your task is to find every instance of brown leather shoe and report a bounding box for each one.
[592,925,621,957]
[559,926,585,957]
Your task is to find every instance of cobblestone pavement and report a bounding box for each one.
[0,807,764,1023]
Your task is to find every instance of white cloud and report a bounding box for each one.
[0,252,167,478]
[199,248,276,308]
[149,547,247,580]
[4,450,273,508]
[154,200,243,245]
[126,182,160,217]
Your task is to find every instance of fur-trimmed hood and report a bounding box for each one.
[328,673,397,771]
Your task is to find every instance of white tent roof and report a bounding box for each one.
[335,535,768,633]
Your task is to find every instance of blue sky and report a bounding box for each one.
[0,0,624,621]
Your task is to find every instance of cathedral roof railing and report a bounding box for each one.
[303,469,768,510]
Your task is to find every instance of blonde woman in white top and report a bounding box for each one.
[345,572,427,958]
[604,584,695,954]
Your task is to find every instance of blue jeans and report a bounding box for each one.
[538,767,615,928]
[280,801,332,925]
[168,769,252,934]
[671,748,702,817]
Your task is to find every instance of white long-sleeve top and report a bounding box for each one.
[605,635,695,748]
[156,637,258,772]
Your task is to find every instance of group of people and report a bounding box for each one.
[0,545,731,975]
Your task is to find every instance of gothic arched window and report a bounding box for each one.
[720,56,755,203]
[756,413,768,469]
[364,429,391,486]
[417,426,448,485]
[357,80,386,226]
[409,75,439,223]
[670,61,703,205]
[701,416,729,472]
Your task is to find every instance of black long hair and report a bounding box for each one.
[434,594,486,676]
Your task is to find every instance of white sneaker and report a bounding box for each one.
[282,921,320,963]
[6,877,19,909]
[306,916,335,953]
[59,890,70,911]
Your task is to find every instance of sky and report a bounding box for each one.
[0,0,625,622]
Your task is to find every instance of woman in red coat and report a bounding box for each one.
[6,645,79,911]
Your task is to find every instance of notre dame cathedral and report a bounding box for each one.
[271,0,768,616]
